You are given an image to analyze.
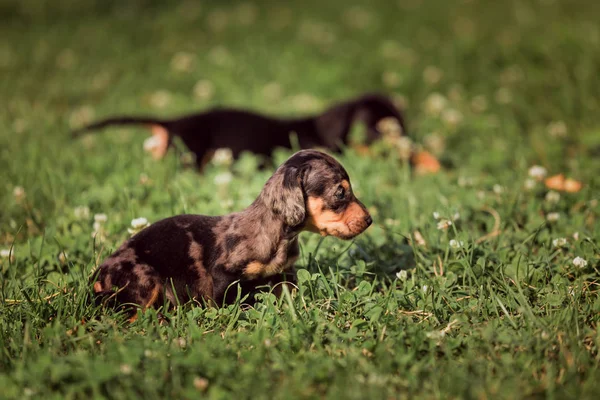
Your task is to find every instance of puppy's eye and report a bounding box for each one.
[335,185,346,200]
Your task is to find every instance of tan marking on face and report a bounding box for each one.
[305,196,371,239]
[143,125,169,160]
[340,180,350,191]
[244,256,298,280]
[93,281,103,293]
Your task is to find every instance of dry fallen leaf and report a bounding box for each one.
[352,144,371,156]
[411,150,441,174]
[544,174,583,192]
[564,178,583,193]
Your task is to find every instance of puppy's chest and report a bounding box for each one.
[242,239,299,279]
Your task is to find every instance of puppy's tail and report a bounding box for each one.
[71,116,170,138]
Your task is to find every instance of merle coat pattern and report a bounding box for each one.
[93,150,372,320]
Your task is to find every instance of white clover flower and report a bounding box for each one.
[1,249,15,262]
[449,239,463,249]
[220,199,234,209]
[120,364,132,375]
[528,165,548,181]
[290,93,321,113]
[92,221,103,232]
[74,206,90,220]
[452,212,460,221]
[547,121,567,138]
[423,65,443,85]
[546,212,560,222]
[396,270,408,281]
[94,214,108,223]
[384,218,400,226]
[423,133,445,155]
[68,106,95,128]
[493,184,504,194]
[573,232,580,241]
[214,172,233,186]
[441,108,463,127]
[212,148,233,167]
[545,191,560,204]
[193,79,215,101]
[149,90,172,109]
[395,136,413,160]
[458,176,474,188]
[128,217,149,235]
[524,178,537,190]
[448,84,464,102]
[432,211,440,220]
[471,95,488,113]
[92,214,108,240]
[131,217,149,229]
[13,186,25,200]
[170,51,195,72]
[422,285,429,293]
[552,238,567,248]
[58,251,68,264]
[382,71,401,88]
[572,257,588,268]
[426,330,446,340]
[208,46,233,66]
[423,92,447,115]
[377,117,403,137]
[437,219,452,230]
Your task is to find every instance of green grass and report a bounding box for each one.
[1,0,600,398]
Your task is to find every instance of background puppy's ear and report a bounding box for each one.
[262,166,306,227]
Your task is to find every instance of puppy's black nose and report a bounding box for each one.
[364,215,373,227]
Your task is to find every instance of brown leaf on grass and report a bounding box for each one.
[411,150,441,174]
[352,144,371,156]
[544,174,583,192]
[564,178,583,193]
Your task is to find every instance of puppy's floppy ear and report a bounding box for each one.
[262,165,307,227]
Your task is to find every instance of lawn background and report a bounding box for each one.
[1,0,599,398]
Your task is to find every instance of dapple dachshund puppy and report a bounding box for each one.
[93,150,372,320]
[72,93,406,169]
